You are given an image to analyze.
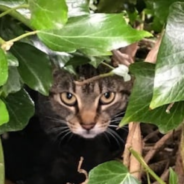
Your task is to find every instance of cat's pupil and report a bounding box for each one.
[66,93,73,99]
[104,92,111,98]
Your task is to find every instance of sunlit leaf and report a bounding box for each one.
[38,14,152,55]
[66,0,89,17]
[150,2,184,108]
[88,161,140,184]
[121,62,184,133]
[29,0,68,29]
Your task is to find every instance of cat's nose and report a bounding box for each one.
[81,123,95,130]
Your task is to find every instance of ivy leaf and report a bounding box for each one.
[0,89,34,134]
[65,54,91,68]
[2,67,21,96]
[169,168,178,184]
[0,16,26,40]
[95,0,124,13]
[6,52,19,67]
[88,161,140,184]
[38,14,151,55]
[120,62,184,133]
[0,48,8,86]
[0,0,28,14]
[66,0,89,17]
[29,0,68,30]
[10,42,53,96]
[151,0,184,27]
[150,2,184,109]
[0,99,9,125]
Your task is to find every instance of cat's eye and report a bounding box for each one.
[60,92,77,106]
[100,92,115,105]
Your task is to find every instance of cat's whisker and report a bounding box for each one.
[107,128,125,144]
[108,125,118,128]
[106,129,121,148]
[110,119,123,124]
[45,116,67,125]
[50,126,69,134]
[110,119,122,124]
[59,131,72,143]
[103,132,111,144]
[67,133,74,143]
[113,111,125,118]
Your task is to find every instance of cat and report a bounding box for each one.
[2,64,132,184]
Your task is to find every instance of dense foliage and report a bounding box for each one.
[0,0,184,183]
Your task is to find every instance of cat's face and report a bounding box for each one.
[39,65,132,139]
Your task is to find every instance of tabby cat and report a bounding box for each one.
[3,64,132,184]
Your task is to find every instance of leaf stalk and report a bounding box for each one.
[0,4,29,18]
[129,148,166,184]
[0,4,32,29]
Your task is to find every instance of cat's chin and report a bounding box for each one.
[80,131,99,139]
[73,128,103,139]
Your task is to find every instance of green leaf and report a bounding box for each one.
[6,52,19,67]
[120,62,184,133]
[29,0,68,30]
[2,67,21,96]
[169,168,178,184]
[151,0,184,26]
[66,0,89,17]
[0,48,8,86]
[88,161,140,184]
[150,2,184,109]
[65,54,91,68]
[0,99,9,125]
[0,89,34,134]
[10,42,53,95]
[0,1,30,27]
[0,16,27,40]
[95,0,124,13]
[38,14,152,55]
[0,0,27,8]
[0,139,4,184]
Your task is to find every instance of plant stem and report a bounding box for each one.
[101,61,114,70]
[75,72,114,86]
[0,4,33,29]
[8,30,38,43]
[1,31,37,51]
[129,148,166,184]
[0,4,29,18]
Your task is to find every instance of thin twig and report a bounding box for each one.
[143,129,159,142]
[166,103,174,114]
[74,72,113,86]
[78,157,88,184]
[130,148,167,184]
[144,131,174,163]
